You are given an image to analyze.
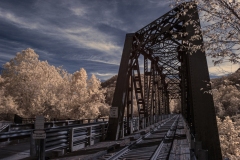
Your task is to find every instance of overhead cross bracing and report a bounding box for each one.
[107,2,222,160]
[133,13,184,100]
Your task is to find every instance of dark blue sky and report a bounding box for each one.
[0,0,238,81]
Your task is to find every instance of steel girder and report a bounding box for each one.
[107,2,222,159]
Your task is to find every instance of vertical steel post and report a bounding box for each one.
[130,71,133,134]
[183,4,222,159]
[107,33,134,140]
[144,56,149,125]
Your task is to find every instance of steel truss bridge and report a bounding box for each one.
[0,2,223,160]
[107,2,222,160]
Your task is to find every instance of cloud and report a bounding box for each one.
[63,27,121,54]
[0,8,44,30]
[0,8,122,69]
[61,53,120,66]
[90,72,116,81]
[5,0,235,82]
[0,5,123,57]
[86,59,120,66]
[92,72,116,76]
[70,7,86,16]
[148,0,171,7]
[0,53,15,60]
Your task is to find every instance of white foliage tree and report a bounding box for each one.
[87,74,109,118]
[1,48,109,120]
[2,49,74,118]
[212,84,240,117]
[169,98,181,113]
[170,0,240,65]
[0,76,19,116]
[69,68,89,119]
[217,116,240,159]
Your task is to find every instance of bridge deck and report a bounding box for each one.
[0,115,190,160]
[99,115,180,160]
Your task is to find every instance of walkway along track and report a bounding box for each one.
[99,115,180,160]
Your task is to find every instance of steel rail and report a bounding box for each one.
[150,115,179,160]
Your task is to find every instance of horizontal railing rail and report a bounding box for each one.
[0,115,172,142]
[30,122,108,157]
[70,123,107,152]
[32,115,175,158]
[0,120,108,142]
[0,118,109,133]
[1,115,175,159]
[22,118,109,124]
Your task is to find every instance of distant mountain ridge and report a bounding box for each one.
[101,71,238,88]
[101,68,240,104]
[211,68,240,89]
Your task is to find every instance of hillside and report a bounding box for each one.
[101,75,117,88]
[101,75,117,106]
[101,68,240,116]
[101,74,144,107]
[211,68,240,90]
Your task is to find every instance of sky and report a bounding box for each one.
[0,0,239,81]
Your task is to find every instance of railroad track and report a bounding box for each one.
[99,115,180,160]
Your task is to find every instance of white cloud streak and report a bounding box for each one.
[0,8,43,30]
[63,27,121,54]
[0,7,122,59]
[90,72,116,81]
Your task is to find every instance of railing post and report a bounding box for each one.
[148,117,150,126]
[101,124,106,141]
[70,128,74,152]
[136,117,139,131]
[121,122,125,138]
[142,118,146,129]
[88,126,92,145]
[130,119,133,134]
[7,124,11,141]
[38,139,45,160]
[79,120,83,124]
[30,131,37,157]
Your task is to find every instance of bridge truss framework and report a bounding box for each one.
[107,2,222,159]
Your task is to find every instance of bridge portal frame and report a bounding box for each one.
[107,2,222,159]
